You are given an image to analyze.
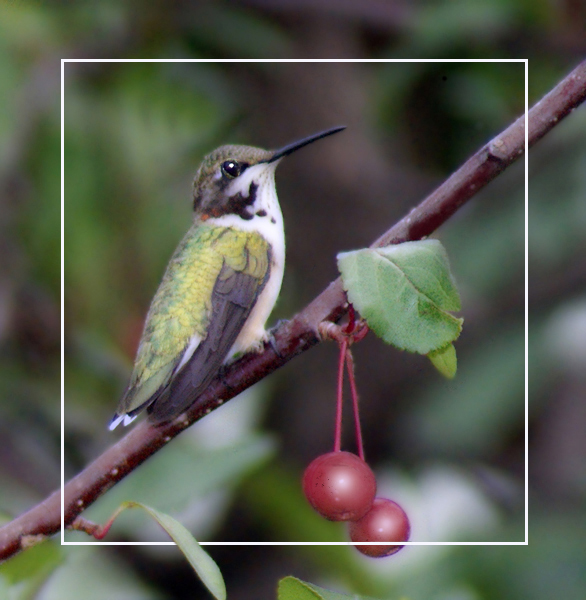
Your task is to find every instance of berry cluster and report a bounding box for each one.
[304,310,410,557]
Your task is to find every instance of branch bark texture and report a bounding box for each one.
[1,59,585,561]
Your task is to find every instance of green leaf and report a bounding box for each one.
[428,343,458,378]
[123,502,226,600]
[278,576,379,600]
[337,240,463,354]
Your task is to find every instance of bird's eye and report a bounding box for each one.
[221,160,241,178]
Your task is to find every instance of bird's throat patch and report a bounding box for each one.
[204,181,258,221]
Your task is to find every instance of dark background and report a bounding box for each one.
[0,1,584,599]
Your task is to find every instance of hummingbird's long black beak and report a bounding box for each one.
[267,125,346,164]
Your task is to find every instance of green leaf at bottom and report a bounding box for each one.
[278,576,377,600]
[124,502,226,600]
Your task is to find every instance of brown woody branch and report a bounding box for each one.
[1,59,585,562]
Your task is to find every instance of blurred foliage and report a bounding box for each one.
[0,0,584,599]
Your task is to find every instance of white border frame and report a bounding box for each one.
[61,58,529,547]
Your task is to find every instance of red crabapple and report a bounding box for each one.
[349,497,410,557]
[302,451,376,521]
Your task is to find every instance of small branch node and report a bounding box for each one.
[487,139,509,162]
[68,516,102,537]
[21,534,46,550]
[318,306,368,346]
[318,320,343,343]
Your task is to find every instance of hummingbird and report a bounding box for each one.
[109,126,346,430]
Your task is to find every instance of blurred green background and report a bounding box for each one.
[0,0,585,599]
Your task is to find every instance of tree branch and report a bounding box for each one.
[1,59,585,562]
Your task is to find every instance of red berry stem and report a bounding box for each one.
[325,304,369,456]
[345,347,365,461]
[334,337,348,453]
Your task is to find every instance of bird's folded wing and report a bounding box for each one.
[147,258,268,422]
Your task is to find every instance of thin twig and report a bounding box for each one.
[345,348,365,462]
[1,59,585,562]
[334,338,347,453]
